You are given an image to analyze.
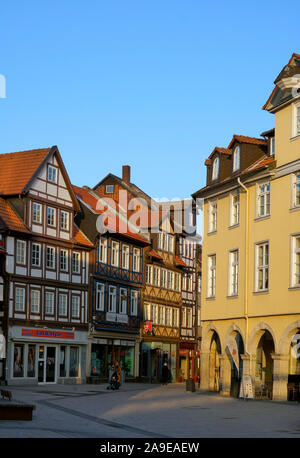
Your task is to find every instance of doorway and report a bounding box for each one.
[38,345,56,383]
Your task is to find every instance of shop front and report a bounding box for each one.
[7,326,88,385]
[140,340,178,383]
[178,342,199,382]
[88,332,139,382]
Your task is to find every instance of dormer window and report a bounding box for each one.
[270,137,275,156]
[212,157,219,181]
[106,185,114,194]
[232,146,240,172]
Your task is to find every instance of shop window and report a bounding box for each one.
[69,346,79,377]
[91,344,106,377]
[27,344,36,377]
[60,346,67,377]
[13,344,24,377]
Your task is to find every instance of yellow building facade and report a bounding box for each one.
[193,53,300,401]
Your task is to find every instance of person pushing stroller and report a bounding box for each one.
[107,363,122,390]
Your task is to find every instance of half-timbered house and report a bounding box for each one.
[0,147,93,385]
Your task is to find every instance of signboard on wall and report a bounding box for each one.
[22,329,75,339]
[239,375,254,399]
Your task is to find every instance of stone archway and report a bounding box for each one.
[209,331,222,392]
[224,326,245,398]
[278,321,300,401]
[200,324,222,392]
[254,330,275,399]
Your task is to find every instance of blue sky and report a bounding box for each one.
[0,0,299,202]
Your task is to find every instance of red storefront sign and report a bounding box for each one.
[22,329,75,339]
[144,321,152,333]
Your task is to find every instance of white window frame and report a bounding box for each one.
[99,238,107,263]
[133,248,140,272]
[59,293,68,316]
[95,283,105,311]
[233,145,240,172]
[16,240,26,265]
[207,254,216,298]
[130,290,138,316]
[146,264,153,284]
[270,136,275,156]
[291,235,300,287]
[45,291,54,315]
[209,200,217,233]
[292,101,300,138]
[46,246,55,269]
[181,308,186,327]
[72,252,80,274]
[122,244,130,270]
[32,202,42,223]
[71,296,80,318]
[111,241,119,267]
[230,192,240,226]
[15,287,25,312]
[186,308,192,328]
[212,157,219,181]
[60,249,68,272]
[106,185,114,194]
[32,243,41,267]
[31,289,40,314]
[108,285,117,312]
[228,250,239,296]
[60,211,69,231]
[292,172,300,208]
[47,207,56,227]
[153,266,160,287]
[257,182,270,218]
[119,288,128,314]
[48,165,57,184]
[255,242,269,292]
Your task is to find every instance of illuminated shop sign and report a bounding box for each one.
[22,329,75,339]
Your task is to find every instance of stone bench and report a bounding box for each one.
[0,403,36,421]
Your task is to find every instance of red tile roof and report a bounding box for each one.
[228,135,267,149]
[73,185,150,245]
[205,147,232,165]
[242,155,275,174]
[175,256,187,267]
[148,249,162,260]
[0,197,30,233]
[0,148,51,196]
[72,224,94,248]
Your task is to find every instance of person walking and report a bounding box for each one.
[161,362,169,386]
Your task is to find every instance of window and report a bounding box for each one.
[181,308,186,327]
[161,269,167,288]
[96,283,105,311]
[31,290,40,313]
[297,105,300,136]
[173,308,179,327]
[151,304,158,324]
[293,173,300,208]
[46,246,55,269]
[99,238,107,263]
[144,303,151,321]
[291,236,300,287]
[108,286,117,312]
[133,248,140,272]
[13,344,24,378]
[231,192,240,226]
[122,245,129,269]
[119,288,128,314]
[45,291,54,315]
[146,265,153,284]
[60,346,67,377]
[105,185,114,194]
[16,240,26,265]
[233,145,240,172]
[257,182,270,217]
[175,273,181,291]
[60,211,69,231]
[60,250,68,272]
[15,287,25,312]
[69,346,79,377]
[212,157,219,180]
[158,306,165,325]
[186,273,193,291]
[207,255,216,298]
[229,250,239,296]
[158,233,174,252]
[72,252,80,274]
[292,102,300,137]
[130,290,138,316]
[153,266,160,287]
[27,345,36,378]
[111,241,119,267]
[165,307,171,326]
[47,207,56,227]
[270,136,275,156]
[48,165,57,183]
[167,271,174,290]
[32,243,41,267]
[209,201,217,232]
[71,296,80,318]
[59,293,68,316]
[32,203,42,223]
[256,243,269,291]
[186,308,192,328]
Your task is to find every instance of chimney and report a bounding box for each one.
[122,165,131,184]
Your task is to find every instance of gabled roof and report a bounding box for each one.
[0,197,30,234]
[241,155,275,174]
[263,53,300,112]
[0,146,80,212]
[228,135,267,149]
[72,224,94,248]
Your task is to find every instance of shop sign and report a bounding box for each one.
[239,375,254,399]
[94,338,107,345]
[114,339,121,345]
[179,349,187,356]
[144,321,152,333]
[22,329,75,340]
[117,314,128,324]
[120,340,135,347]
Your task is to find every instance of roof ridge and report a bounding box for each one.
[0,147,51,158]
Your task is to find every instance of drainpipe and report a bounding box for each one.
[237,177,250,362]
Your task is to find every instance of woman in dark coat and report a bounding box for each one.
[161,362,169,385]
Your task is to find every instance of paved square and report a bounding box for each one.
[1,383,300,438]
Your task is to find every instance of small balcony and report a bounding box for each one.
[95,262,142,284]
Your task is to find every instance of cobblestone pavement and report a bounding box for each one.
[1,383,300,438]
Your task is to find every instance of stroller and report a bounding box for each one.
[107,372,120,390]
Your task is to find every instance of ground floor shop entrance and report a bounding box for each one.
[89,337,137,381]
[38,345,56,383]
[140,341,177,383]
